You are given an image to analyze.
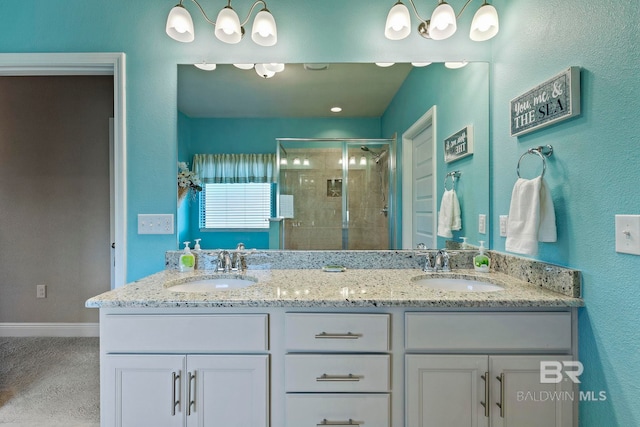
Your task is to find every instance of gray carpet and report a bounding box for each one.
[0,337,100,427]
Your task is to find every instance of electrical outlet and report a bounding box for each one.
[478,214,487,234]
[138,214,174,234]
[500,215,509,237]
[36,284,46,298]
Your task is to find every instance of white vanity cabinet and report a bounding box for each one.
[284,313,392,427]
[100,312,270,427]
[405,312,576,427]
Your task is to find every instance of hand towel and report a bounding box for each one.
[437,189,462,238]
[505,176,557,255]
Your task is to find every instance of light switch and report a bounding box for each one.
[500,215,508,237]
[138,214,174,235]
[615,215,640,255]
[478,214,487,235]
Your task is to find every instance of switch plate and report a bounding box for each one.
[478,214,487,235]
[138,214,174,235]
[500,215,509,237]
[615,215,640,255]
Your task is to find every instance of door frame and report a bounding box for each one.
[0,53,127,288]
[401,106,437,249]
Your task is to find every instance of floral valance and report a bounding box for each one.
[193,153,277,184]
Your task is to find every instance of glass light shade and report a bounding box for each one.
[445,61,468,69]
[252,9,277,46]
[293,158,301,165]
[233,63,255,70]
[349,156,356,165]
[255,63,276,78]
[303,158,310,166]
[469,3,499,41]
[264,63,285,73]
[360,156,367,166]
[194,63,217,71]
[375,62,395,67]
[385,2,411,40]
[429,2,457,40]
[411,62,432,67]
[166,5,195,43]
[280,158,288,165]
[215,6,242,44]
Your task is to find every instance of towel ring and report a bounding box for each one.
[444,171,461,191]
[516,145,553,179]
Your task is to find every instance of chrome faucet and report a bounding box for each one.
[232,242,247,272]
[217,250,232,272]
[416,243,434,272]
[434,249,451,272]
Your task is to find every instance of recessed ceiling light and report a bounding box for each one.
[331,107,343,113]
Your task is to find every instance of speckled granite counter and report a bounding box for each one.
[86,258,583,309]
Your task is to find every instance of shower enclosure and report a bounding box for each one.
[277,138,395,250]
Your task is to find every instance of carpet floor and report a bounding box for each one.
[0,337,100,427]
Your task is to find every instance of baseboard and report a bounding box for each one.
[0,323,99,337]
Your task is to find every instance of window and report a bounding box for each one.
[200,182,273,229]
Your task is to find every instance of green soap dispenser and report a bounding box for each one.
[179,241,195,272]
[473,240,491,273]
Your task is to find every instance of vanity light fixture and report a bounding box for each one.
[411,61,432,67]
[360,156,367,166]
[233,63,255,70]
[194,62,217,71]
[349,156,356,165]
[445,61,468,69]
[280,157,288,165]
[384,0,499,42]
[375,62,395,67]
[303,158,310,166]
[166,0,277,46]
[293,157,301,165]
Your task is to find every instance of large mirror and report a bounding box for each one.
[177,62,489,250]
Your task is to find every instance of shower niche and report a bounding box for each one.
[277,139,394,250]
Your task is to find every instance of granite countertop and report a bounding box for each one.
[86,267,584,309]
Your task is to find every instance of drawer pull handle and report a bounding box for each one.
[171,371,180,416]
[480,372,489,418]
[315,332,363,339]
[187,372,196,416]
[316,373,363,382]
[317,419,363,426]
[496,373,505,418]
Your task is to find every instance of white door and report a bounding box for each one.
[402,107,437,249]
[187,355,269,427]
[406,354,489,427]
[103,354,186,427]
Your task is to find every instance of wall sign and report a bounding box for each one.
[510,66,581,137]
[444,125,474,163]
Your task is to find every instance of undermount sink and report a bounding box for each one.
[167,276,258,292]
[412,277,504,293]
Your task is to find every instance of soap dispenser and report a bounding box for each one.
[193,239,201,251]
[179,241,195,272]
[473,241,491,273]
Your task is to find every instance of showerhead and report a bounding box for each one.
[361,145,387,163]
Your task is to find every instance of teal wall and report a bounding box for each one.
[2,0,639,424]
[491,1,640,425]
[382,62,490,248]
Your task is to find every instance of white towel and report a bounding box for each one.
[505,176,557,255]
[437,189,461,238]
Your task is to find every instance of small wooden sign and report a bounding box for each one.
[444,125,474,163]
[510,67,581,137]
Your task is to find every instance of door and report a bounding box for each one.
[104,354,186,427]
[187,355,269,427]
[406,354,489,427]
[489,355,574,427]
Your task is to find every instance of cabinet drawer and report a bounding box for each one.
[102,314,268,353]
[286,394,389,427]
[285,354,390,392]
[285,313,390,352]
[405,311,572,352]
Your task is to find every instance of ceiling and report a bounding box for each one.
[177,63,414,118]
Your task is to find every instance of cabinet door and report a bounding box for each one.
[406,355,489,427]
[186,354,269,427]
[490,355,574,427]
[103,354,186,427]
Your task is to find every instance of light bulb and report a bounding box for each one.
[385,2,411,40]
[470,3,499,41]
[166,5,194,43]
[429,2,457,40]
[215,7,242,44]
[252,9,277,46]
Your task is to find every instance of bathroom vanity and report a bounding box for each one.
[87,250,583,427]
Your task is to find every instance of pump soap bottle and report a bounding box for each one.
[473,241,491,273]
[179,241,195,272]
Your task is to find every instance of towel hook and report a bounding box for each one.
[444,171,461,191]
[517,145,553,179]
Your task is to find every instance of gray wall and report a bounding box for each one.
[0,76,113,323]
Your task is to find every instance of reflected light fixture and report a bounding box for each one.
[411,61,432,67]
[360,156,367,166]
[280,157,288,165]
[384,0,499,42]
[166,0,277,46]
[293,157,301,165]
[375,62,395,67]
[303,158,310,166]
[234,63,255,70]
[349,156,356,165]
[194,62,217,71]
[445,61,468,69]
[331,106,343,113]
